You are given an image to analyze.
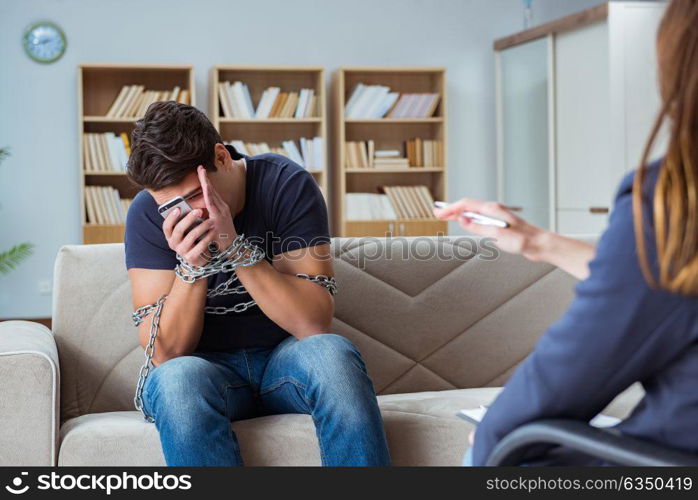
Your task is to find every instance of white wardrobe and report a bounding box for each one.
[495,1,666,236]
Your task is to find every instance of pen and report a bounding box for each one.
[433,201,510,228]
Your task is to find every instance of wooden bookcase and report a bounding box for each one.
[332,67,448,237]
[209,66,328,198]
[78,63,195,244]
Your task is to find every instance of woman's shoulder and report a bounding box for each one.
[615,159,663,201]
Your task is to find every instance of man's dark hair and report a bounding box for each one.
[127,101,223,190]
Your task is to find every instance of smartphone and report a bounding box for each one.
[433,201,509,228]
[158,195,206,240]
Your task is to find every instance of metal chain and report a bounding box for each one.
[174,234,265,284]
[295,274,338,296]
[132,293,167,423]
[131,235,338,421]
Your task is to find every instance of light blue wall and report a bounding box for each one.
[0,0,605,318]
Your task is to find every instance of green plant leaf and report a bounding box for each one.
[0,146,9,165]
[0,243,34,275]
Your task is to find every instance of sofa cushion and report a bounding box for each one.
[53,238,577,422]
[57,390,485,466]
[57,384,643,466]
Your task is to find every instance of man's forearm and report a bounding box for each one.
[236,260,334,338]
[147,277,207,364]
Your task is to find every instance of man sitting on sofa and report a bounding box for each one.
[123,101,390,466]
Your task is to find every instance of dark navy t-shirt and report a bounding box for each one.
[124,145,330,352]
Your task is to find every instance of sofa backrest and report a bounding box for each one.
[52,237,576,423]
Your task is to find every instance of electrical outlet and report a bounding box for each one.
[38,280,52,296]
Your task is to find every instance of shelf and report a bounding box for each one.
[219,118,321,124]
[83,116,139,123]
[82,224,126,244]
[334,67,447,237]
[346,218,439,223]
[343,218,447,237]
[346,167,444,173]
[79,64,195,244]
[339,66,446,73]
[345,118,443,124]
[211,65,328,199]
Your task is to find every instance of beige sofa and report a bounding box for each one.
[0,237,643,466]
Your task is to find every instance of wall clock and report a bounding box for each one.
[23,22,67,63]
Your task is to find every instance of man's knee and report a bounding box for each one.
[292,333,371,385]
[299,334,361,364]
[145,355,220,403]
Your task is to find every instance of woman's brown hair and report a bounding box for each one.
[633,0,698,295]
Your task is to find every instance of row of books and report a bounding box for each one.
[345,185,436,220]
[406,138,443,167]
[346,193,397,220]
[83,133,131,172]
[345,84,440,119]
[105,85,190,118]
[219,82,318,119]
[85,186,132,225]
[226,137,324,171]
[346,141,404,169]
[345,139,443,169]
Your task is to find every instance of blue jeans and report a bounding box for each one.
[140,333,391,466]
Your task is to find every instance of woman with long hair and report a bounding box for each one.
[435,0,698,466]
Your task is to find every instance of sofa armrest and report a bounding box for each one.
[486,419,698,466]
[0,320,60,465]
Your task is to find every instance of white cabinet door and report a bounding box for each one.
[555,21,616,213]
[609,2,666,172]
[557,209,610,237]
[498,37,551,229]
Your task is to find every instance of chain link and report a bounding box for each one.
[295,273,338,296]
[131,235,338,422]
[132,293,166,423]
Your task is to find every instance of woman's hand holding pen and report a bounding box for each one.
[433,198,551,262]
[433,197,595,280]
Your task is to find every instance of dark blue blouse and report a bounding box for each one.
[472,163,698,465]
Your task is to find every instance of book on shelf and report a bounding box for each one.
[83,133,130,172]
[345,193,398,221]
[345,139,443,169]
[219,83,318,119]
[373,158,410,169]
[344,84,439,119]
[345,141,411,169]
[225,137,324,171]
[344,84,399,119]
[382,185,436,219]
[387,93,440,118]
[253,87,277,118]
[374,149,401,158]
[104,85,189,118]
[406,138,443,167]
[85,186,132,225]
[345,185,436,221]
[219,81,255,118]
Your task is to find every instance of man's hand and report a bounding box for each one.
[163,206,216,267]
[197,165,238,253]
